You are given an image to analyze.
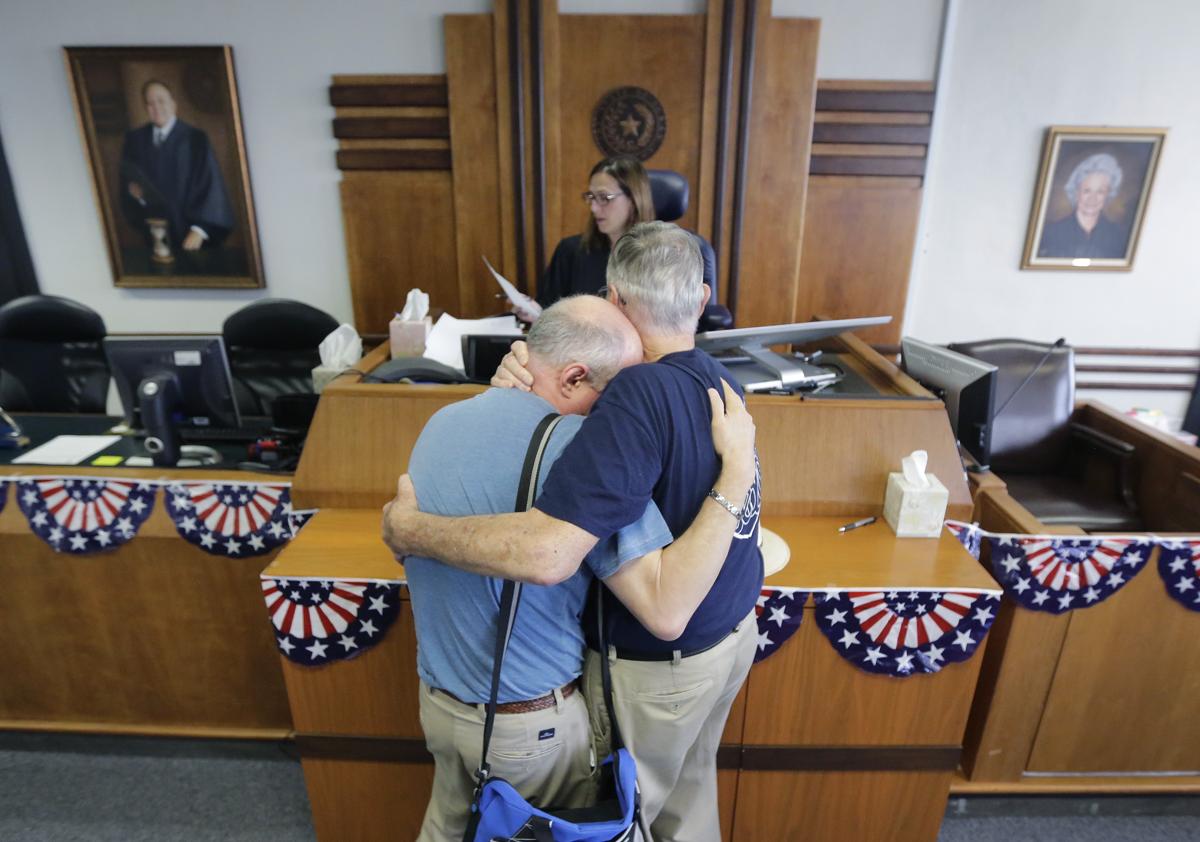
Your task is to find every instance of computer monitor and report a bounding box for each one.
[104,336,240,466]
[901,337,998,468]
[696,316,892,390]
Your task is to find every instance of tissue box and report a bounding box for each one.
[312,364,345,394]
[390,315,431,359]
[883,471,949,538]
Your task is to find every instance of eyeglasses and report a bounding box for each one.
[582,191,626,207]
[596,285,627,306]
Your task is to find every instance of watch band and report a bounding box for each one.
[708,488,742,520]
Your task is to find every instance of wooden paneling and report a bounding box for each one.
[333,116,450,139]
[742,611,986,746]
[717,768,737,842]
[730,13,818,327]
[746,398,971,518]
[1074,401,1200,531]
[330,75,448,107]
[283,603,420,737]
[336,149,451,170]
[958,490,1080,781]
[302,758,433,842]
[555,14,708,246]
[446,14,505,319]
[733,770,951,840]
[809,156,925,177]
[812,122,931,145]
[0,493,290,734]
[1027,549,1200,772]
[795,178,923,344]
[815,88,935,112]
[340,171,460,335]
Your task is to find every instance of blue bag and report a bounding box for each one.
[462,414,640,842]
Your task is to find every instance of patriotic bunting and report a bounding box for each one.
[165,481,295,557]
[814,589,1000,677]
[986,535,1151,614]
[753,588,807,662]
[945,520,983,560]
[263,578,403,665]
[1157,539,1200,612]
[288,509,317,538]
[16,477,155,553]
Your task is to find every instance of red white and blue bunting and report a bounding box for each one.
[0,476,309,558]
[813,589,1000,677]
[754,587,807,662]
[15,477,156,553]
[165,481,295,557]
[262,577,403,666]
[944,521,1200,614]
[1157,539,1200,612]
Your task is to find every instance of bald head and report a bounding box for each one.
[525,295,642,414]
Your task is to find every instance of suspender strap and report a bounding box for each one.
[473,413,564,786]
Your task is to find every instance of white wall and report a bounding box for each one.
[909,0,1200,419]
[0,0,488,333]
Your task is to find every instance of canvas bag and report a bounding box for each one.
[463,413,640,842]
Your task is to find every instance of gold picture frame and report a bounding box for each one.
[1021,125,1165,271]
[65,45,264,288]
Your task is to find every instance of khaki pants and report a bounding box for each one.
[583,611,758,842]
[416,680,596,842]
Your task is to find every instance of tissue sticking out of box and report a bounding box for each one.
[314,324,362,392]
[399,288,429,322]
[901,450,930,488]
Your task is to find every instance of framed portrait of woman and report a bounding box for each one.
[65,45,263,288]
[1021,126,1165,271]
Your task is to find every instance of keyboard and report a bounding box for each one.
[179,423,272,443]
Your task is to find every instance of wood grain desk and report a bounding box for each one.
[960,404,1200,789]
[0,416,292,738]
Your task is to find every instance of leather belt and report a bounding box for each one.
[435,680,578,714]
[602,621,743,663]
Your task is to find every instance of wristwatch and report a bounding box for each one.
[708,488,742,520]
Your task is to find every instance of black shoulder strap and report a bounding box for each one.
[471,413,564,794]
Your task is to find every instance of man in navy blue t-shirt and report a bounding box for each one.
[383,223,763,841]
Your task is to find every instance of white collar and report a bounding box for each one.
[153,117,178,140]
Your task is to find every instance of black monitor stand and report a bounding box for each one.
[138,375,220,468]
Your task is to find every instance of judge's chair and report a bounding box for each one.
[950,338,1141,533]
[222,299,339,418]
[646,169,733,332]
[0,294,110,413]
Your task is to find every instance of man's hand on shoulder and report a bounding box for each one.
[381,474,419,557]
[490,340,533,391]
[708,379,756,498]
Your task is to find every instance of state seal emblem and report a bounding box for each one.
[591,86,667,161]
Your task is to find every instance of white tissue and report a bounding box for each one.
[318,323,362,369]
[901,450,931,488]
[399,289,430,322]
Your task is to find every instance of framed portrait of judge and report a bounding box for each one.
[65,46,264,288]
[1022,126,1165,271]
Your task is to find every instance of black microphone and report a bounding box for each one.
[992,338,1067,420]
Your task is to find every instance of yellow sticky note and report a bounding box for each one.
[91,455,125,467]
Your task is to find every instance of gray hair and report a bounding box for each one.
[606,221,704,336]
[1064,153,1123,207]
[527,295,630,389]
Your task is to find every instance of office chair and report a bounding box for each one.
[646,169,734,332]
[950,338,1141,532]
[1183,372,1200,440]
[0,294,110,413]
[222,299,340,418]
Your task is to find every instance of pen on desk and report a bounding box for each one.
[837,516,876,534]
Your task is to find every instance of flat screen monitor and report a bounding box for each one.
[104,336,240,465]
[901,337,997,468]
[696,316,892,390]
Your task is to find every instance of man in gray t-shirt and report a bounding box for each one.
[394,295,756,842]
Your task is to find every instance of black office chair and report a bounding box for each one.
[222,299,340,418]
[950,338,1141,532]
[1183,372,1200,440]
[646,169,734,332]
[0,294,110,413]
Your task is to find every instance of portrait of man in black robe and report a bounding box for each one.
[119,79,235,253]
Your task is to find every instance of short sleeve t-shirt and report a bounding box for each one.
[405,388,672,703]
[535,348,764,654]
